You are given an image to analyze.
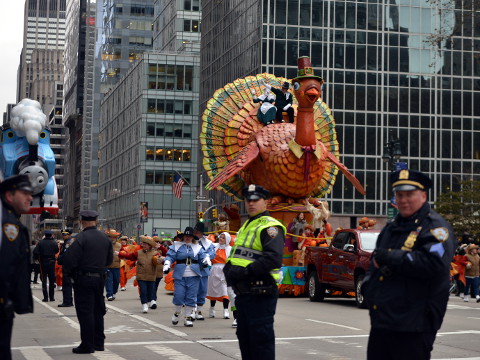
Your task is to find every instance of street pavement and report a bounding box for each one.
[10,282,480,359]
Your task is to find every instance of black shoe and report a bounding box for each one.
[72,346,94,354]
[50,298,55,302]
[42,299,48,302]
[94,346,105,351]
[58,303,73,307]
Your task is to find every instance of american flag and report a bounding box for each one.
[172,174,185,199]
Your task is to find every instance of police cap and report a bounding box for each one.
[242,184,270,201]
[391,169,432,192]
[0,174,33,194]
[61,228,72,235]
[194,221,205,234]
[79,210,99,221]
[44,230,54,237]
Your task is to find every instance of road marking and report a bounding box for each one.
[305,318,362,331]
[105,325,151,334]
[20,348,52,360]
[146,345,199,359]
[467,317,480,320]
[33,295,80,330]
[448,304,480,310]
[106,304,188,337]
[93,349,128,360]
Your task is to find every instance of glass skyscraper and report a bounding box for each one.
[200,0,480,222]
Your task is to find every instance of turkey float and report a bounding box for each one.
[201,57,365,204]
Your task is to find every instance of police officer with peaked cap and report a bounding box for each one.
[33,229,59,302]
[223,184,285,360]
[62,210,113,354]
[362,169,457,360]
[0,175,34,360]
[57,228,75,307]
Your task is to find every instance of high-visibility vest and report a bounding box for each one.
[227,215,285,283]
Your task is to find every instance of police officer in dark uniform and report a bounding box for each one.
[223,184,285,360]
[33,229,59,302]
[362,169,457,360]
[57,229,74,307]
[62,210,113,354]
[0,175,34,360]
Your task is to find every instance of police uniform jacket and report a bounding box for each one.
[57,236,74,266]
[165,242,207,280]
[62,226,113,275]
[198,236,216,277]
[33,237,59,264]
[363,202,456,333]
[107,242,122,268]
[0,201,33,314]
[271,87,293,110]
[224,211,285,293]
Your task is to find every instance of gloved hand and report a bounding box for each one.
[202,255,212,267]
[163,260,171,274]
[373,248,389,266]
[283,104,291,111]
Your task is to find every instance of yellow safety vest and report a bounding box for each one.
[227,215,285,283]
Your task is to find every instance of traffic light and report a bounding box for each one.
[212,208,218,218]
[198,211,204,222]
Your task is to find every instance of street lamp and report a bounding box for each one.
[382,132,403,171]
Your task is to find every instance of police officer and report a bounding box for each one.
[33,229,59,302]
[362,169,457,360]
[0,175,34,360]
[62,210,113,354]
[223,184,285,360]
[57,229,74,307]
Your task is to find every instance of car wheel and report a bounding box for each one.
[355,274,367,309]
[308,271,325,302]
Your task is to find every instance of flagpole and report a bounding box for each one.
[173,169,191,186]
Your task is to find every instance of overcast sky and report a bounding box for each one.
[0,2,25,115]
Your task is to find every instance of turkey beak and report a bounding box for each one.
[305,87,320,103]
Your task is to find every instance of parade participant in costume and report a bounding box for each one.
[224,184,285,360]
[152,236,167,307]
[193,221,216,320]
[213,214,229,235]
[252,86,277,125]
[163,227,209,327]
[57,229,75,307]
[452,246,468,297]
[105,229,121,301]
[305,197,330,237]
[33,230,59,302]
[463,243,480,302]
[118,236,161,312]
[289,212,306,244]
[362,169,456,360]
[61,210,113,354]
[118,236,129,291]
[207,232,232,319]
[223,202,241,233]
[261,80,294,123]
[0,175,34,360]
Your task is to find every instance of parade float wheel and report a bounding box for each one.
[308,271,325,302]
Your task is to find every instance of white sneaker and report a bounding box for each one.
[184,316,194,327]
[172,312,179,325]
[120,287,126,291]
[150,300,157,309]
[464,296,469,302]
[58,286,62,291]
[209,307,215,318]
[142,303,148,313]
[196,311,205,320]
[223,309,230,319]
[232,318,237,327]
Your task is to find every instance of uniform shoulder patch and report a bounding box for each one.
[430,227,449,242]
[266,226,279,238]
[3,224,19,242]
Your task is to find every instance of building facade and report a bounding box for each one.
[200,0,480,226]
[98,52,200,237]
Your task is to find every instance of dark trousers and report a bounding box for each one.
[367,328,437,360]
[73,275,106,351]
[40,260,56,300]
[31,263,40,283]
[235,291,278,360]
[0,317,14,360]
[276,107,294,123]
[62,270,73,305]
[105,268,120,298]
[153,277,163,301]
[138,280,156,304]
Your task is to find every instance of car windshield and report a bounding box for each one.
[359,232,380,251]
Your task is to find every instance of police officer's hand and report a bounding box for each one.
[373,248,389,266]
[0,299,14,320]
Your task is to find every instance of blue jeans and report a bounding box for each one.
[464,276,479,297]
[105,268,120,298]
[173,276,200,307]
[138,280,156,304]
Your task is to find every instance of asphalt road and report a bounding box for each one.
[11,282,480,359]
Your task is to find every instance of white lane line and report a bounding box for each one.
[106,304,188,337]
[33,295,80,330]
[20,348,53,360]
[146,344,199,360]
[434,358,480,360]
[448,304,480,310]
[12,341,194,351]
[93,349,128,360]
[436,330,480,336]
[305,318,362,331]
[467,317,480,320]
